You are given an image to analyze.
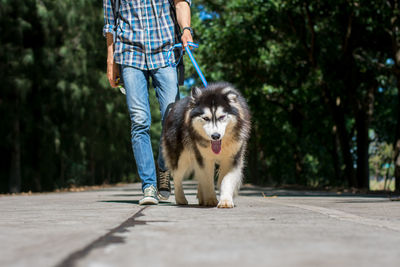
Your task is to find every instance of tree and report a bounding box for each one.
[0,0,160,193]
[193,0,398,189]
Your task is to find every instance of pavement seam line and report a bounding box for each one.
[275,202,400,232]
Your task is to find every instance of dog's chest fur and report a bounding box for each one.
[176,133,243,174]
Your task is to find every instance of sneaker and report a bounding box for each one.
[157,170,171,200]
[139,185,159,205]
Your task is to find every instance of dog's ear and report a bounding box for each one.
[226,92,238,103]
[191,87,202,100]
[222,86,238,103]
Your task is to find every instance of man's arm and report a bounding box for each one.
[106,33,119,88]
[174,0,193,47]
[104,0,118,88]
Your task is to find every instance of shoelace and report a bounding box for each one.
[158,171,170,189]
[144,186,156,197]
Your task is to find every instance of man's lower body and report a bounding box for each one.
[120,64,179,205]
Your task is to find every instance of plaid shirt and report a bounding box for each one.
[103,0,191,70]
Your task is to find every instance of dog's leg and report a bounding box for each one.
[197,184,204,206]
[195,162,218,207]
[217,159,243,208]
[172,169,188,205]
[198,181,217,207]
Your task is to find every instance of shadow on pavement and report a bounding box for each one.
[100,200,140,205]
[239,184,396,196]
[100,200,178,206]
[111,194,145,197]
[175,204,216,209]
[111,192,198,197]
[99,200,216,208]
[54,207,169,267]
[238,191,393,198]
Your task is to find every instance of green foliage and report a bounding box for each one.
[369,137,394,179]
[193,0,398,188]
[0,0,145,192]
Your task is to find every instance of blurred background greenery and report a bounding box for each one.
[1,0,399,193]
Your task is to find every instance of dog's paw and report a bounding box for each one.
[217,198,234,208]
[198,198,204,206]
[175,196,188,205]
[197,192,204,205]
[203,197,218,207]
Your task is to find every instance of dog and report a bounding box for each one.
[161,82,251,208]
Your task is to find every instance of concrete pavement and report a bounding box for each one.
[1,182,399,267]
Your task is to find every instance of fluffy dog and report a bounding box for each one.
[161,82,251,208]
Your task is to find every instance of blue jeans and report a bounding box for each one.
[120,65,179,191]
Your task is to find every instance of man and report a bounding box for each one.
[103,0,193,205]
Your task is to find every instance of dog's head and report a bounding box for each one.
[189,83,241,154]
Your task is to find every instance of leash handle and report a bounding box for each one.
[166,43,184,68]
[167,42,208,87]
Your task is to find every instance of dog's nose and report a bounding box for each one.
[211,133,221,140]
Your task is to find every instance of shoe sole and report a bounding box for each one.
[139,197,159,205]
[158,191,170,201]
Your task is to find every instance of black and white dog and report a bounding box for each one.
[162,82,251,208]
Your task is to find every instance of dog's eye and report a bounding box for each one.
[202,117,210,121]
[218,115,226,121]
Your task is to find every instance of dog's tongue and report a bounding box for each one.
[211,140,222,154]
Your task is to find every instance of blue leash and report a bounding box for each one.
[167,42,208,87]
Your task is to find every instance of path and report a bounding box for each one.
[1,182,399,267]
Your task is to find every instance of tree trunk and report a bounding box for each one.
[337,113,357,187]
[291,108,305,185]
[31,75,42,192]
[60,155,65,187]
[322,84,356,186]
[355,110,369,189]
[395,140,400,192]
[355,84,375,189]
[389,0,400,192]
[394,82,400,192]
[293,149,304,185]
[9,116,21,193]
[89,149,95,185]
[330,129,341,185]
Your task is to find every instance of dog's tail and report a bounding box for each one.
[162,103,175,127]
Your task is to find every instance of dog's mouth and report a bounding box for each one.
[211,140,222,154]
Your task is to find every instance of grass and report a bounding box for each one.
[369,178,395,192]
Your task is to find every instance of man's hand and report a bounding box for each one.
[106,33,119,88]
[107,58,119,88]
[181,29,193,48]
